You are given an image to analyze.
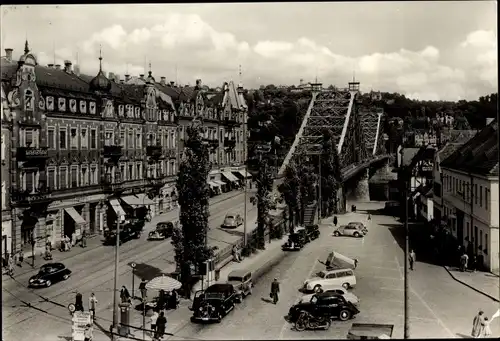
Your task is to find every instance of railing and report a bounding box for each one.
[11,187,52,204]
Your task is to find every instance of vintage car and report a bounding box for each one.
[333,224,365,238]
[282,233,304,251]
[305,224,320,240]
[319,251,357,270]
[288,292,360,322]
[347,222,368,234]
[29,262,72,288]
[148,221,174,240]
[103,220,143,245]
[226,270,253,302]
[190,283,237,323]
[302,268,357,292]
[221,213,244,228]
[299,285,360,307]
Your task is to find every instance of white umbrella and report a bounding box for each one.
[145,275,182,292]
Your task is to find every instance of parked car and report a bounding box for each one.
[302,268,357,292]
[148,221,174,240]
[333,224,365,238]
[282,233,304,251]
[347,222,368,234]
[305,224,320,240]
[299,286,359,306]
[103,221,143,245]
[288,292,360,322]
[190,284,237,323]
[221,213,244,228]
[29,262,72,288]
[226,270,253,302]
[295,226,311,243]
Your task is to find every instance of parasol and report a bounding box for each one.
[145,275,182,292]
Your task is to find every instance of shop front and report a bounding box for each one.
[120,193,154,220]
[232,168,252,188]
[220,170,239,190]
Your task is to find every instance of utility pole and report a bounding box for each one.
[318,153,322,223]
[243,115,248,247]
[404,177,410,339]
[112,218,121,330]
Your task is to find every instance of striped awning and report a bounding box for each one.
[64,207,86,226]
[208,181,221,188]
[109,199,126,221]
[222,171,239,182]
[238,170,252,178]
[145,275,182,292]
[214,180,226,186]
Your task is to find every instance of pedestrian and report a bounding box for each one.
[232,245,241,262]
[270,278,280,304]
[471,310,485,338]
[482,317,492,337]
[149,310,159,337]
[139,278,148,302]
[169,289,178,310]
[7,254,14,276]
[83,324,92,341]
[367,214,371,221]
[81,230,87,248]
[333,216,338,227]
[46,237,52,251]
[155,311,167,340]
[75,292,84,312]
[120,286,131,303]
[461,253,469,272]
[157,289,166,311]
[471,255,478,272]
[409,250,416,271]
[17,250,24,267]
[88,293,98,320]
[354,259,359,269]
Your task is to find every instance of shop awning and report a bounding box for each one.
[208,181,221,188]
[122,195,144,208]
[135,193,155,206]
[214,180,226,186]
[64,207,87,226]
[222,171,239,183]
[161,185,175,197]
[237,170,252,178]
[109,199,126,221]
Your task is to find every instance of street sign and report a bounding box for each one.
[130,262,136,268]
[72,311,92,341]
[67,303,76,313]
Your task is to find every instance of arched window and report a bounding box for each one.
[24,89,34,111]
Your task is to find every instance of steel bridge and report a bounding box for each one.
[274,81,391,212]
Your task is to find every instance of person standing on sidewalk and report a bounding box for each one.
[155,311,167,340]
[139,278,148,302]
[88,293,98,321]
[333,216,338,227]
[409,250,416,271]
[81,230,87,248]
[471,310,485,338]
[270,278,280,304]
[7,254,14,276]
[17,250,23,267]
[75,292,84,312]
[149,310,159,337]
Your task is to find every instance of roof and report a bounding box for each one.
[441,129,478,143]
[206,283,234,293]
[227,269,251,278]
[437,143,463,162]
[440,120,498,176]
[401,148,420,166]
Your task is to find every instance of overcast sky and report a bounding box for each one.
[1,2,497,100]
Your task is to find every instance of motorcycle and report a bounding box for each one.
[294,311,331,331]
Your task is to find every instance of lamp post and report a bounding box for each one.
[112,216,121,330]
[404,178,410,339]
[243,113,248,247]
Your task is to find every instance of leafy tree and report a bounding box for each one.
[320,129,342,216]
[255,157,274,249]
[175,117,213,295]
[297,160,317,224]
[171,225,184,273]
[278,161,301,233]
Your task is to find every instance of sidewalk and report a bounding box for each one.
[444,266,500,302]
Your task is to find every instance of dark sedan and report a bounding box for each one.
[29,262,72,288]
[288,292,359,322]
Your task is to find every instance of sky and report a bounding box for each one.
[1,2,497,101]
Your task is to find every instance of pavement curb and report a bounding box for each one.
[443,266,499,302]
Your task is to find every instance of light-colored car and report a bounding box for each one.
[299,286,359,306]
[303,268,357,292]
[226,270,253,302]
[221,213,244,228]
[348,222,368,234]
[333,224,365,238]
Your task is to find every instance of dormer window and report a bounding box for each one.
[80,100,87,114]
[46,96,54,111]
[58,97,66,111]
[24,89,34,111]
[118,105,124,116]
[89,102,96,114]
[135,107,140,118]
[69,99,77,113]
[126,105,133,117]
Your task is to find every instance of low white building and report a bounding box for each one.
[440,120,499,274]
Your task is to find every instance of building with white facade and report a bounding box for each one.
[440,120,499,274]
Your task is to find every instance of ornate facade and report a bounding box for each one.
[1,43,248,254]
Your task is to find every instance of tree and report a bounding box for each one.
[278,161,301,233]
[320,129,342,216]
[255,157,274,249]
[175,117,213,295]
[297,160,317,224]
[171,224,184,273]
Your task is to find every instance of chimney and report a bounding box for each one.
[74,65,81,76]
[109,72,115,81]
[160,77,166,86]
[170,81,175,87]
[486,117,495,125]
[64,60,72,73]
[55,64,61,70]
[196,79,202,89]
[48,63,54,68]
[125,74,131,82]
[139,74,145,80]
[4,48,13,62]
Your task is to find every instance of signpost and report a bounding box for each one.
[130,262,136,299]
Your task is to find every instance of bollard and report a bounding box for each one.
[118,303,130,336]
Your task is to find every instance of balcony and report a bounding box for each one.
[224,138,236,150]
[11,186,52,207]
[146,175,166,188]
[147,145,163,158]
[222,115,240,128]
[103,145,122,158]
[102,172,124,194]
[17,147,49,162]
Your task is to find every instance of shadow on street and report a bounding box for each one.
[129,262,166,282]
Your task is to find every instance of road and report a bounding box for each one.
[169,202,499,340]
[1,190,258,341]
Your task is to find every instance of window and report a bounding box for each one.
[455,178,458,194]
[484,234,488,254]
[70,167,78,187]
[170,161,175,175]
[171,131,176,149]
[479,230,483,250]
[90,129,97,149]
[81,128,88,148]
[120,129,125,148]
[129,164,134,180]
[47,168,56,190]
[474,184,478,204]
[105,131,114,146]
[479,186,483,207]
[59,128,67,149]
[48,128,55,149]
[24,89,34,111]
[70,128,78,148]
[128,130,134,149]
[24,171,34,192]
[59,167,67,189]
[25,128,33,147]
[81,167,88,186]
[466,222,470,239]
[120,164,125,181]
[136,132,142,149]
[90,167,97,185]
[485,189,489,210]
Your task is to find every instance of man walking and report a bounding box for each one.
[89,292,98,321]
[81,230,87,248]
[333,216,338,227]
[17,250,23,267]
[149,310,159,337]
[409,250,416,271]
[139,278,148,302]
[270,278,280,305]
[471,310,485,338]
[155,311,167,340]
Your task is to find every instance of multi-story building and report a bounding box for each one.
[440,119,498,274]
[1,76,12,259]
[1,42,249,255]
